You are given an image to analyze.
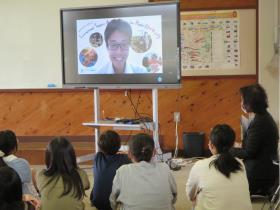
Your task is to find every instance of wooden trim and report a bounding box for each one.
[0,88,93,93]
[18,135,94,142]
[182,75,257,80]
[18,135,163,146]
[0,88,154,93]
[149,0,257,10]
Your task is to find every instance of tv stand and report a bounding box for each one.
[82,88,162,155]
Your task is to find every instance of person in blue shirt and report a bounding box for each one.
[90,130,131,210]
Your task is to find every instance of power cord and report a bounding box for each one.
[169,112,181,171]
[173,120,179,158]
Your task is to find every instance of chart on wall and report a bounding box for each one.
[181,10,240,71]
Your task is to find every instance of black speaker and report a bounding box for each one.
[182,132,205,158]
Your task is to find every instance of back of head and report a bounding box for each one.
[0,130,17,167]
[44,137,84,199]
[210,124,235,154]
[0,130,17,154]
[0,166,24,210]
[104,19,132,46]
[45,136,77,174]
[128,133,154,162]
[209,124,242,178]
[98,130,121,155]
[240,83,268,113]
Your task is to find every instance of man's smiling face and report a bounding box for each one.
[107,30,130,73]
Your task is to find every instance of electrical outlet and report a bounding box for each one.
[174,112,180,122]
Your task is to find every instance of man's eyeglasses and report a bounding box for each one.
[108,42,130,51]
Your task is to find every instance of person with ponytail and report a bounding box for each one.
[110,133,177,210]
[36,137,90,210]
[186,124,252,210]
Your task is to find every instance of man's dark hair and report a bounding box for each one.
[98,130,121,155]
[240,83,268,113]
[104,19,132,46]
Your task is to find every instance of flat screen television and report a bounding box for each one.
[60,2,180,89]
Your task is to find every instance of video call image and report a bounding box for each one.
[79,47,98,67]
[76,16,162,74]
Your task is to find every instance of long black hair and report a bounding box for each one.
[0,166,25,210]
[43,137,85,199]
[209,124,243,178]
[0,130,18,167]
[128,133,154,162]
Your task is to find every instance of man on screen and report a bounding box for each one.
[98,19,147,74]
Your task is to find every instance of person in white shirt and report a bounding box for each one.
[186,124,252,210]
[98,19,147,74]
[110,133,177,210]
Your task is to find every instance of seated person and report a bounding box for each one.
[110,133,177,210]
[98,19,147,74]
[0,130,38,197]
[90,130,131,210]
[230,84,279,195]
[0,166,40,210]
[36,137,90,210]
[186,124,252,210]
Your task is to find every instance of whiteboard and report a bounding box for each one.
[0,0,146,89]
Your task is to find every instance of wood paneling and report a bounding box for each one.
[0,77,256,163]
[180,0,257,10]
[150,0,257,10]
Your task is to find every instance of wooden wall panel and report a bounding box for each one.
[150,0,257,10]
[158,77,256,149]
[0,91,93,136]
[180,0,257,10]
[0,77,256,164]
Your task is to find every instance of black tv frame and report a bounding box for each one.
[60,1,181,89]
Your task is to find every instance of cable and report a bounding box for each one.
[126,90,163,155]
[173,120,179,158]
[126,90,152,132]
[127,90,142,119]
[135,90,142,118]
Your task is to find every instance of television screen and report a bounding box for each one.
[61,2,180,88]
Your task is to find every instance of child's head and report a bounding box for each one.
[44,137,84,199]
[209,124,242,178]
[0,166,23,208]
[45,137,78,173]
[0,130,17,167]
[209,124,235,154]
[98,130,121,155]
[0,130,18,156]
[128,133,154,162]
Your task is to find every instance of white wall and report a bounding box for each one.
[259,0,279,126]
[0,0,146,89]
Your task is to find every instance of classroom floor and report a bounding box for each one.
[33,163,275,210]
